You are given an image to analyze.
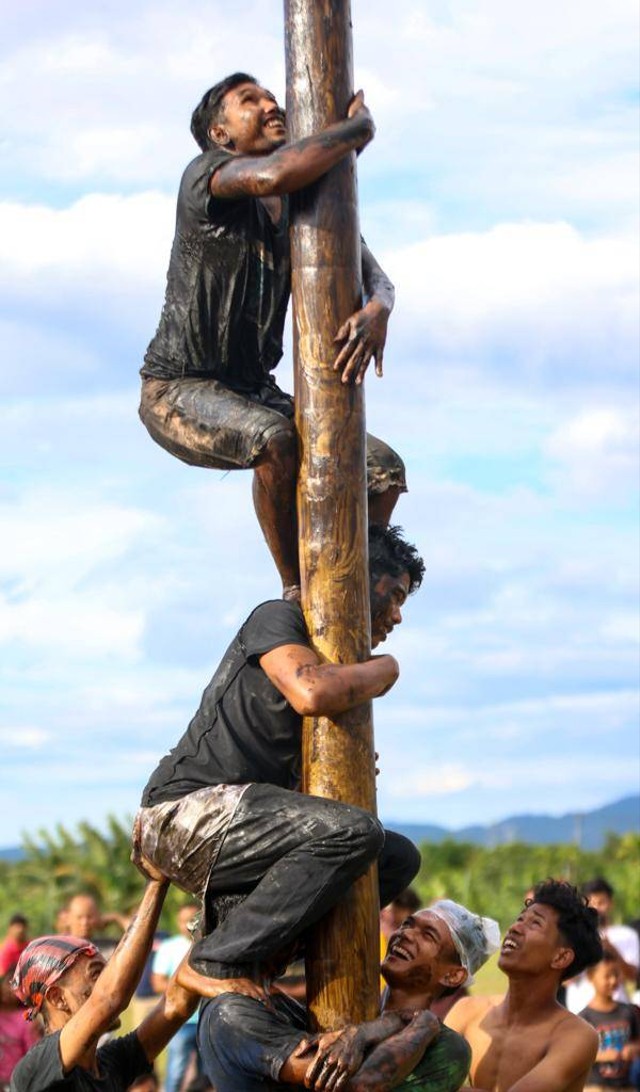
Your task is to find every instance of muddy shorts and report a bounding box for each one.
[139,376,407,495]
[135,784,250,901]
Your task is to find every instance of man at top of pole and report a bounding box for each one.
[139,73,406,600]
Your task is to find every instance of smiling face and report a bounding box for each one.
[210,81,286,155]
[499,902,574,980]
[370,571,410,649]
[381,910,466,996]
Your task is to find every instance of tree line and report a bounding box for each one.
[0,816,637,937]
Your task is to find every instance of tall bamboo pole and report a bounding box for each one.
[284,0,380,1029]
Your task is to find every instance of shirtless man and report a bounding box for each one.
[446,880,603,1092]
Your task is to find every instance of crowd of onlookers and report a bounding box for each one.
[0,874,638,1091]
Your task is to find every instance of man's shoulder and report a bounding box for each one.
[241,599,308,651]
[11,1032,62,1089]
[180,147,233,184]
[446,993,501,1031]
[548,1006,599,1051]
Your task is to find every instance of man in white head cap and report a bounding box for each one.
[178,893,500,1090]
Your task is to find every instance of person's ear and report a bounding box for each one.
[551,947,574,975]
[45,984,69,1013]
[209,124,231,148]
[439,965,467,991]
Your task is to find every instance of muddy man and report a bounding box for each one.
[140,73,406,599]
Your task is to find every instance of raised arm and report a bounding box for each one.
[259,644,399,717]
[58,869,168,1070]
[135,953,199,1063]
[211,91,374,199]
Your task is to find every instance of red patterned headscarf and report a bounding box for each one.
[11,936,100,1020]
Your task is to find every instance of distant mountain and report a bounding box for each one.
[392,795,640,851]
[1,795,638,861]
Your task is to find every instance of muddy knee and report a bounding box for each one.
[257,427,297,474]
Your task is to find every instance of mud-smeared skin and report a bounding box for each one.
[212,112,373,199]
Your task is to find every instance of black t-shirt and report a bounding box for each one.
[142,147,290,386]
[197,992,307,1091]
[580,1002,640,1087]
[142,601,309,806]
[10,1030,151,1092]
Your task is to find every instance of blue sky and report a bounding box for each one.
[1,0,638,846]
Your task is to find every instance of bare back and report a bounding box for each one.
[446,994,598,1092]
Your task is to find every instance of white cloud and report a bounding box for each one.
[0,193,173,286]
[545,408,639,499]
[387,222,638,383]
[0,727,51,749]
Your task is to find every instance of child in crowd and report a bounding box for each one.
[580,950,640,1091]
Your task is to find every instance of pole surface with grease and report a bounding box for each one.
[284,0,381,1029]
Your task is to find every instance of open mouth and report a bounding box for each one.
[389,941,413,962]
[501,937,518,953]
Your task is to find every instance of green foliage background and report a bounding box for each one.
[415,833,640,928]
[0,817,638,939]
[0,817,193,937]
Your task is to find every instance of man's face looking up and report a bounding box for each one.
[382,910,462,993]
[210,81,286,156]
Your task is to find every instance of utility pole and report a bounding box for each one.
[284,0,380,1028]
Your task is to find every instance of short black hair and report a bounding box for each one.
[582,877,614,899]
[191,72,258,151]
[528,879,603,980]
[391,887,422,913]
[9,914,28,926]
[368,524,425,595]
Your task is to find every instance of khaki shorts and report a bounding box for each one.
[136,784,250,900]
[139,376,407,494]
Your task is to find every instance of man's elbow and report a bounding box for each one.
[287,682,343,718]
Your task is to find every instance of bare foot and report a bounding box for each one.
[177,960,270,1004]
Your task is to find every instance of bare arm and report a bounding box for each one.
[259,644,399,717]
[211,92,374,199]
[99,910,130,932]
[58,875,168,1070]
[348,1010,440,1091]
[279,1010,438,1090]
[334,242,395,384]
[606,939,639,981]
[506,1019,598,1092]
[135,954,200,1063]
[150,972,169,995]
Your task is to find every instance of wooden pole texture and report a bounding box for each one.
[284,0,380,1029]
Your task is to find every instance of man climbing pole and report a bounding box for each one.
[134,526,424,1000]
[140,73,406,599]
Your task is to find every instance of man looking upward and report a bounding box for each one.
[140,73,405,599]
[446,880,603,1092]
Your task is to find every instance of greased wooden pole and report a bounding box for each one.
[284,0,380,1029]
